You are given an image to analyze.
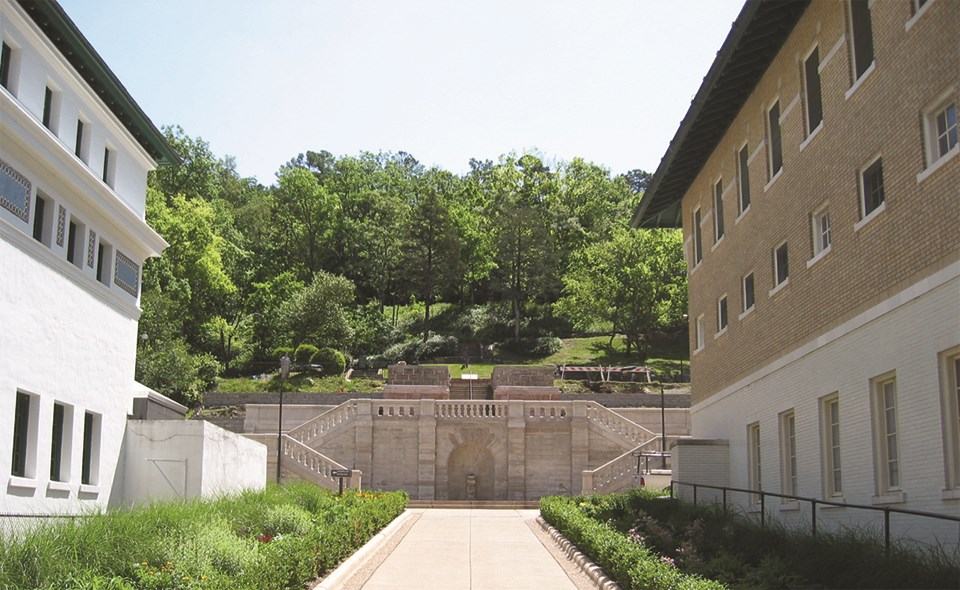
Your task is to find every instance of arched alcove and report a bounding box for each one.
[446,443,495,500]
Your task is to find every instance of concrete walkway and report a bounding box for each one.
[357,509,580,590]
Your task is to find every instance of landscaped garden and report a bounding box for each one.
[0,483,407,589]
[540,489,959,590]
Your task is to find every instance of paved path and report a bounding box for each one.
[358,509,581,590]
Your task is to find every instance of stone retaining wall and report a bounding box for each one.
[387,364,449,386]
[491,366,555,388]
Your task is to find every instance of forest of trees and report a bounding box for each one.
[136,127,686,403]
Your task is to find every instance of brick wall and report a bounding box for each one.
[681,0,960,404]
[386,364,450,386]
[491,366,555,388]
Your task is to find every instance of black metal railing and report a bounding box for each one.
[669,480,960,553]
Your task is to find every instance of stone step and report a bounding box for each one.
[408,500,540,509]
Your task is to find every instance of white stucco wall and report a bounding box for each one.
[691,268,960,546]
[119,421,266,506]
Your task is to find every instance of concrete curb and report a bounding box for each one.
[536,516,621,590]
[311,510,416,590]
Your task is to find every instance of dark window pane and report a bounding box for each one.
[75,120,84,158]
[67,221,77,264]
[11,392,30,477]
[768,102,783,175]
[0,42,11,88]
[32,194,45,242]
[851,0,875,79]
[82,412,94,485]
[804,48,823,132]
[50,404,64,481]
[694,209,702,263]
[739,146,751,212]
[862,159,885,216]
[776,244,789,284]
[42,87,53,128]
[714,180,724,241]
[744,274,755,310]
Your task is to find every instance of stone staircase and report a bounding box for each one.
[448,378,491,400]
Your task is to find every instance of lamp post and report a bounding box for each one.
[277,353,290,484]
[660,382,667,469]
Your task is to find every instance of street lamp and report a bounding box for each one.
[277,353,290,484]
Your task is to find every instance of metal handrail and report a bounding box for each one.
[670,479,960,553]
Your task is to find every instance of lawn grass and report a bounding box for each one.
[216,374,384,394]
[0,483,408,590]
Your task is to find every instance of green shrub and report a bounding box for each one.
[0,483,409,590]
[540,495,725,590]
[417,334,459,359]
[293,344,319,365]
[310,348,346,376]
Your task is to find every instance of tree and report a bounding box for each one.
[555,228,687,360]
[404,168,462,340]
[280,271,356,350]
[273,166,337,278]
[487,154,559,341]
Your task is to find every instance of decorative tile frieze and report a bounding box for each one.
[56,205,66,246]
[0,158,32,223]
[113,250,140,297]
[87,230,96,267]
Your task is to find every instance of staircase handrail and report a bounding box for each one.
[582,438,660,494]
[287,400,359,446]
[280,434,350,488]
[585,402,657,448]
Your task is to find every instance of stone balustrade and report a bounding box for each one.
[281,435,359,489]
[287,400,359,446]
[582,438,661,495]
[434,401,508,418]
[586,402,657,447]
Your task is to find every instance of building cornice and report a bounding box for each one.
[631,0,810,229]
[13,0,179,166]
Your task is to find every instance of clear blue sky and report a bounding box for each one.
[58,0,744,185]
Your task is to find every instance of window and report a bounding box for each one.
[940,349,960,491]
[43,87,53,129]
[820,394,843,497]
[81,411,101,486]
[742,273,755,314]
[717,295,728,333]
[50,403,72,482]
[803,47,823,135]
[922,94,958,170]
[780,411,798,497]
[748,422,762,503]
[773,242,789,288]
[767,101,783,178]
[933,103,958,159]
[692,208,702,265]
[96,239,113,286]
[75,120,90,162]
[67,218,85,267]
[738,144,751,214]
[811,207,831,258]
[0,42,11,89]
[11,391,38,479]
[859,157,885,219]
[849,1,875,81]
[872,376,901,494]
[102,147,115,187]
[714,178,724,242]
[32,192,54,246]
[695,315,705,351]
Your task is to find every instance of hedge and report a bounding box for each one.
[0,484,408,589]
[540,494,726,590]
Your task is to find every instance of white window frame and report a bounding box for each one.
[10,389,40,487]
[918,87,959,182]
[0,36,22,97]
[716,294,728,336]
[713,177,725,245]
[766,99,784,186]
[75,118,91,164]
[748,422,762,504]
[81,410,102,489]
[770,241,789,296]
[736,142,751,219]
[692,207,703,267]
[694,314,705,353]
[801,44,824,139]
[49,401,74,487]
[847,0,876,91]
[939,347,960,497]
[819,393,843,498]
[905,0,935,31]
[96,237,113,287]
[855,155,885,231]
[740,272,756,319]
[871,373,904,503]
[808,204,832,267]
[779,410,798,500]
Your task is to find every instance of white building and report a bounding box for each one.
[1,0,263,519]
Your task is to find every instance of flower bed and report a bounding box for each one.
[539,492,725,590]
[542,489,959,590]
[0,483,408,589]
